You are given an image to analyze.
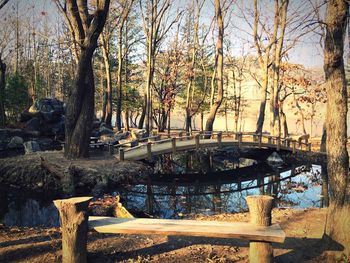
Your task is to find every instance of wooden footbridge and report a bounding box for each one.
[111,131,314,161]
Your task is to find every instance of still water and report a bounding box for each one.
[118,149,327,219]
[1,148,328,227]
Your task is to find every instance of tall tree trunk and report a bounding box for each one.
[100,60,107,122]
[61,0,110,159]
[138,94,147,129]
[101,36,112,127]
[205,0,224,133]
[323,0,350,257]
[65,51,95,158]
[0,57,6,127]
[280,101,288,138]
[270,0,288,137]
[320,123,326,152]
[116,28,123,131]
[253,0,276,135]
[255,69,268,134]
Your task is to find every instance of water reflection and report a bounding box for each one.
[118,150,327,219]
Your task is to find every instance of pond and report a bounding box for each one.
[0,148,328,227]
[118,149,328,219]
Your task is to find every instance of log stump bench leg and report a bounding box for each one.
[246,195,274,263]
[54,197,92,263]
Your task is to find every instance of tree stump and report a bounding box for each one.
[246,195,274,263]
[54,197,92,263]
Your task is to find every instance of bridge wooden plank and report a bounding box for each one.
[117,135,321,161]
[88,216,285,243]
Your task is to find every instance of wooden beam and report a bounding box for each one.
[88,216,285,243]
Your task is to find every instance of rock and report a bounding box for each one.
[25,117,41,131]
[99,126,114,136]
[7,136,24,149]
[28,104,39,114]
[131,129,147,140]
[99,134,114,144]
[17,111,33,122]
[92,120,101,130]
[23,130,41,137]
[23,141,41,153]
[267,152,284,163]
[36,138,53,151]
[0,129,9,141]
[91,130,100,138]
[114,131,130,141]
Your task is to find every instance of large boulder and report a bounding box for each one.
[131,129,147,140]
[100,134,114,144]
[25,117,41,132]
[7,136,24,149]
[114,131,130,141]
[99,125,114,136]
[23,141,41,154]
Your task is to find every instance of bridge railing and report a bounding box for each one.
[116,131,312,161]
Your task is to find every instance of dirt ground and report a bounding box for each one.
[0,207,347,263]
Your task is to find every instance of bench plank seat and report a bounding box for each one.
[89,216,285,243]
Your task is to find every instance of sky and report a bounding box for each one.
[0,0,345,69]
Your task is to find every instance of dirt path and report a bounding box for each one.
[0,207,345,263]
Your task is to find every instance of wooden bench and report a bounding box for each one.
[54,195,285,263]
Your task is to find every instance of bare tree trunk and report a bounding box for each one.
[205,0,224,133]
[138,94,147,129]
[58,0,110,159]
[255,70,268,134]
[270,0,288,136]
[323,0,350,257]
[253,0,276,135]
[65,53,95,158]
[100,60,107,122]
[116,28,123,131]
[280,101,288,138]
[0,57,6,127]
[320,123,326,152]
[101,35,113,127]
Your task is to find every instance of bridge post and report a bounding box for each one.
[195,134,200,149]
[292,141,296,153]
[217,132,222,148]
[54,197,92,263]
[172,138,176,155]
[238,133,242,148]
[108,143,114,155]
[308,143,311,152]
[119,148,125,161]
[267,136,272,145]
[276,137,281,151]
[246,195,274,263]
[179,132,183,141]
[258,134,262,148]
[147,142,152,161]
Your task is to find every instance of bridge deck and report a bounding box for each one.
[120,138,289,161]
[89,216,285,243]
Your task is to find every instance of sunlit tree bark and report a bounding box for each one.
[323,0,350,257]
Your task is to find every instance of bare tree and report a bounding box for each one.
[205,0,224,133]
[323,0,350,257]
[55,0,110,158]
[138,0,181,134]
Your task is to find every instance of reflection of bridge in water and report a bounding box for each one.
[120,162,329,217]
[128,163,311,196]
[114,131,324,162]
